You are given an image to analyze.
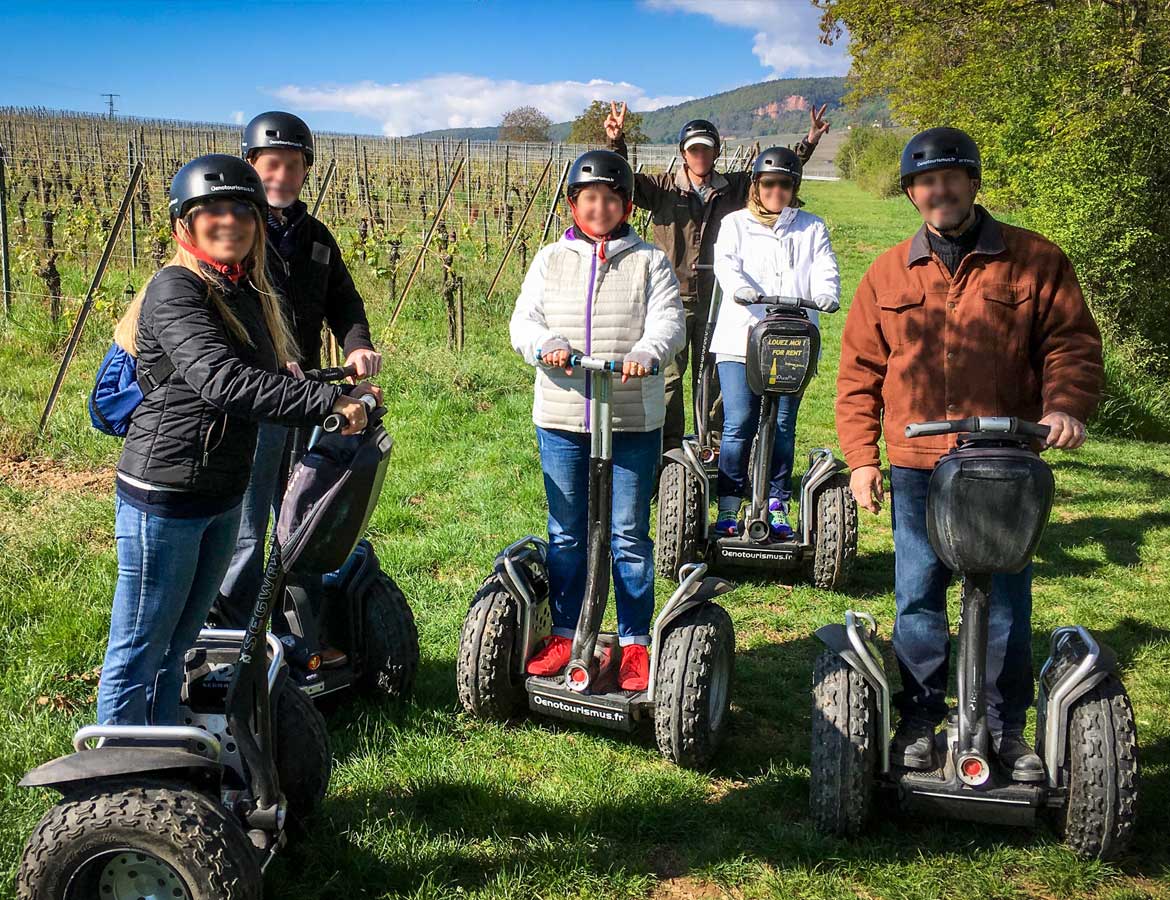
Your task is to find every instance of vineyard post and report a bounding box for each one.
[310,158,337,219]
[539,157,571,245]
[387,153,466,332]
[464,138,471,226]
[486,151,553,303]
[0,146,10,316]
[127,139,137,268]
[37,161,144,440]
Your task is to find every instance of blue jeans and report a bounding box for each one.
[716,361,802,502]
[537,427,661,645]
[213,422,288,629]
[891,465,1034,732]
[97,497,243,725]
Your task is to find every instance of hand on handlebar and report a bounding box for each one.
[538,339,573,375]
[1039,412,1086,450]
[622,350,657,383]
[329,394,369,435]
[733,286,761,306]
[350,381,383,407]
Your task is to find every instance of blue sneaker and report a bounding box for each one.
[768,499,793,539]
[714,517,740,536]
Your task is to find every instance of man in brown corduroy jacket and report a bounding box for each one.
[835,127,1103,777]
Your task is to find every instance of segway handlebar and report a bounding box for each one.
[537,349,659,376]
[302,364,358,382]
[737,293,837,313]
[321,392,379,434]
[905,416,1051,440]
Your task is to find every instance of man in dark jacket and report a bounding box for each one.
[605,102,830,450]
[836,127,1102,777]
[212,111,381,640]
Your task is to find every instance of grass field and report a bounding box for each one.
[1,179,1167,899]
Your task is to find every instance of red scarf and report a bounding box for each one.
[568,197,633,263]
[173,233,247,283]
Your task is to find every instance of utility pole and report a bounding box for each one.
[101,93,119,119]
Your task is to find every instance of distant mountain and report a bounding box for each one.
[408,76,889,142]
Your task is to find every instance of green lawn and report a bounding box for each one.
[1,179,1168,899]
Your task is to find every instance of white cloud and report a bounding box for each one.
[643,0,848,77]
[268,75,693,137]
[231,110,245,125]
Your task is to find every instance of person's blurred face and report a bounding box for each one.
[907,167,979,232]
[684,142,716,178]
[188,201,257,264]
[249,147,308,209]
[756,175,795,213]
[573,185,626,235]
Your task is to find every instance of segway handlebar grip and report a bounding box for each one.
[322,393,378,434]
[537,349,659,376]
[758,294,822,312]
[906,417,1053,440]
[302,364,358,382]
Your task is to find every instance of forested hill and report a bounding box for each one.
[408,76,890,141]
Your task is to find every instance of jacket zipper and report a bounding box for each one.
[202,413,227,467]
[583,243,598,430]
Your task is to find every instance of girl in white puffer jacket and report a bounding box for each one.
[710,147,840,538]
[509,150,685,691]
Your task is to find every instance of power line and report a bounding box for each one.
[101,94,119,120]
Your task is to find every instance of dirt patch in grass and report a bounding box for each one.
[651,875,734,899]
[0,454,113,496]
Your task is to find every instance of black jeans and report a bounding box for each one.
[890,465,1034,732]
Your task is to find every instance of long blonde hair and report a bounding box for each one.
[114,209,299,365]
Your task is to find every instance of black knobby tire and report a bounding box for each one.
[17,781,261,900]
[1055,675,1139,860]
[656,461,704,582]
[809,649,877,836]
[356,572,420,700]
[273,678,332,821]
[456,579,526,720]
[654,603,735,768]
[808,473,859,590]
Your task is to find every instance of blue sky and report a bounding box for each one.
[1,1,849,135]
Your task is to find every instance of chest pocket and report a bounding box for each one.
[877,289,926,349]
[980,282,1032,348]
[653,195,691,227]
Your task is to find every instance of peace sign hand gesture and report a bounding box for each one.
[605,101,627,142]
[806,103,830,145]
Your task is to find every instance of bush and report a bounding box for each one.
[838,127,906,198]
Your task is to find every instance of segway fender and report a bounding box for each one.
[20,747,221,794]
[816,613,892,773]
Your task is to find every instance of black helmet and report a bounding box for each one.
[752,146,803,189]
[899,127,980,190]
[242,111,315,166]
[567,150,634,200]
[678,119,721,155]
[168,154,267,221]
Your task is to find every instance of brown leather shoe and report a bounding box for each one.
[320,646,349,668]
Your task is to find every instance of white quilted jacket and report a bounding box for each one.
[510,229,685,433]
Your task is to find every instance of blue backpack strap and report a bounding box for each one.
[137,355,176,394]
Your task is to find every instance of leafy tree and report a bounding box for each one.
[499,106,552,143]
[818,0,1170,437]
[569,101,647,144]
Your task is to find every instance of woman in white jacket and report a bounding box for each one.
[710,147,840,537]
[510,150,685,691]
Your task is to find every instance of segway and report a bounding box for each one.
[656,292,857,589]
[457,353,737,768]
[269,365,418,704]
[15,394,385,899]
[810,416,1138,859]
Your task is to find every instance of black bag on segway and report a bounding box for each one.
[926,446,1054,574]
[277,426,393,576]
[745,311,820,396]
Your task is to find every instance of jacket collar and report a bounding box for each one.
[907,204,1004,267]
[674,166,730,197]
[560,227,643,261]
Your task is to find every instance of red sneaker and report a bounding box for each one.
[618,644,650,691]
[526,635,572,676]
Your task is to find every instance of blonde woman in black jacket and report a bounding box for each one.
[96,155,379,727]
